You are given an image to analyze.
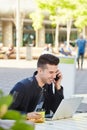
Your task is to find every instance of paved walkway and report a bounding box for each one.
[0,58,87,112]
[0,59,37,94]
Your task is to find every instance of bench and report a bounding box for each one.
[0,47,87,59]
[0,47,44,59]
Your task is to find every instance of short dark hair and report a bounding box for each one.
[37,54,60,68]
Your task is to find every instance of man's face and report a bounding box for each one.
[39,64,58,84]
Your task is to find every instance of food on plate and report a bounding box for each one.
[26,111,45,123]
[27,117,44,123]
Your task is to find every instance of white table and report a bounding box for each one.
[0,119,34,129]
[72,94,87,103]
[0,113,87,130]
[35,113,87,130]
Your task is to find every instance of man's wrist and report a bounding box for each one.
[56,84,61,90]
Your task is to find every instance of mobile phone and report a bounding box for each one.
[54,74,59,81]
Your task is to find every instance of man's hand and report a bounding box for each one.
[26,112,42,120]
[54,69,63,90]
[26,112,44,123]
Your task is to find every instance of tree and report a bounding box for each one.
[29,9,44,47]
[36,0,62,48]
[35,0,77,49]
[35,0,87,48]
[74,0,87,36]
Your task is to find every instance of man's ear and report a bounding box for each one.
[37,67,43,73]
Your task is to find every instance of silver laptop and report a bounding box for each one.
[46,97,83,120]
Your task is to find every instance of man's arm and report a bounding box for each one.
[9,82,25,112]
[50,69,64,113]
[50,86,64,113]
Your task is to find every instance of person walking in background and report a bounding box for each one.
[76,34,87,69]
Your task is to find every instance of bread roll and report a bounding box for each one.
[27,117,44,123]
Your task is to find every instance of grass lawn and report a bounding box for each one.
[60,57,75,64]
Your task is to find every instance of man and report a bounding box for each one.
[76,34,87,69]
[9,54,64,120]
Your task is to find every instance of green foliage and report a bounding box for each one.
[36,0,61,16]
[0,127,4,130]
[60,0,77,10]
[11,120,34,130]
[0,95,12,107]
[0,90,34,130]
[0,92,13,118]
[2,110,26,120]
[36,0,87,32]
[74,16,87,30]
[36,0,59,9]
[73,0,87,30]
[29,10,44,31]
[0,90,3,97]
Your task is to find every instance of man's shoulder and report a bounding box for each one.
[20,77,34,85]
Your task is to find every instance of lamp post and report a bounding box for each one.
[16,0,20,60]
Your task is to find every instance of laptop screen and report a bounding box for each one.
[46,97,83,120]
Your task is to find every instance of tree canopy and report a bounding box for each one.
[36,0,87,31]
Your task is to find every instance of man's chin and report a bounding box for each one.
[47,81,52,85]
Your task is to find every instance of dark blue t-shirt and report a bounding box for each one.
[76,39,86,54]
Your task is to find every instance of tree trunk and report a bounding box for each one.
[55,21,59,50]
[67,19,72,48]
[36,29,39,47]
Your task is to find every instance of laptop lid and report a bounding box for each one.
[51,97,83,120]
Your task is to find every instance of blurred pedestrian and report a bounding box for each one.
[59,43,72,56]
[42,44,52,54]
[76,34,87,69]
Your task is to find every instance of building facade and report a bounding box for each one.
[0,0,81,47]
